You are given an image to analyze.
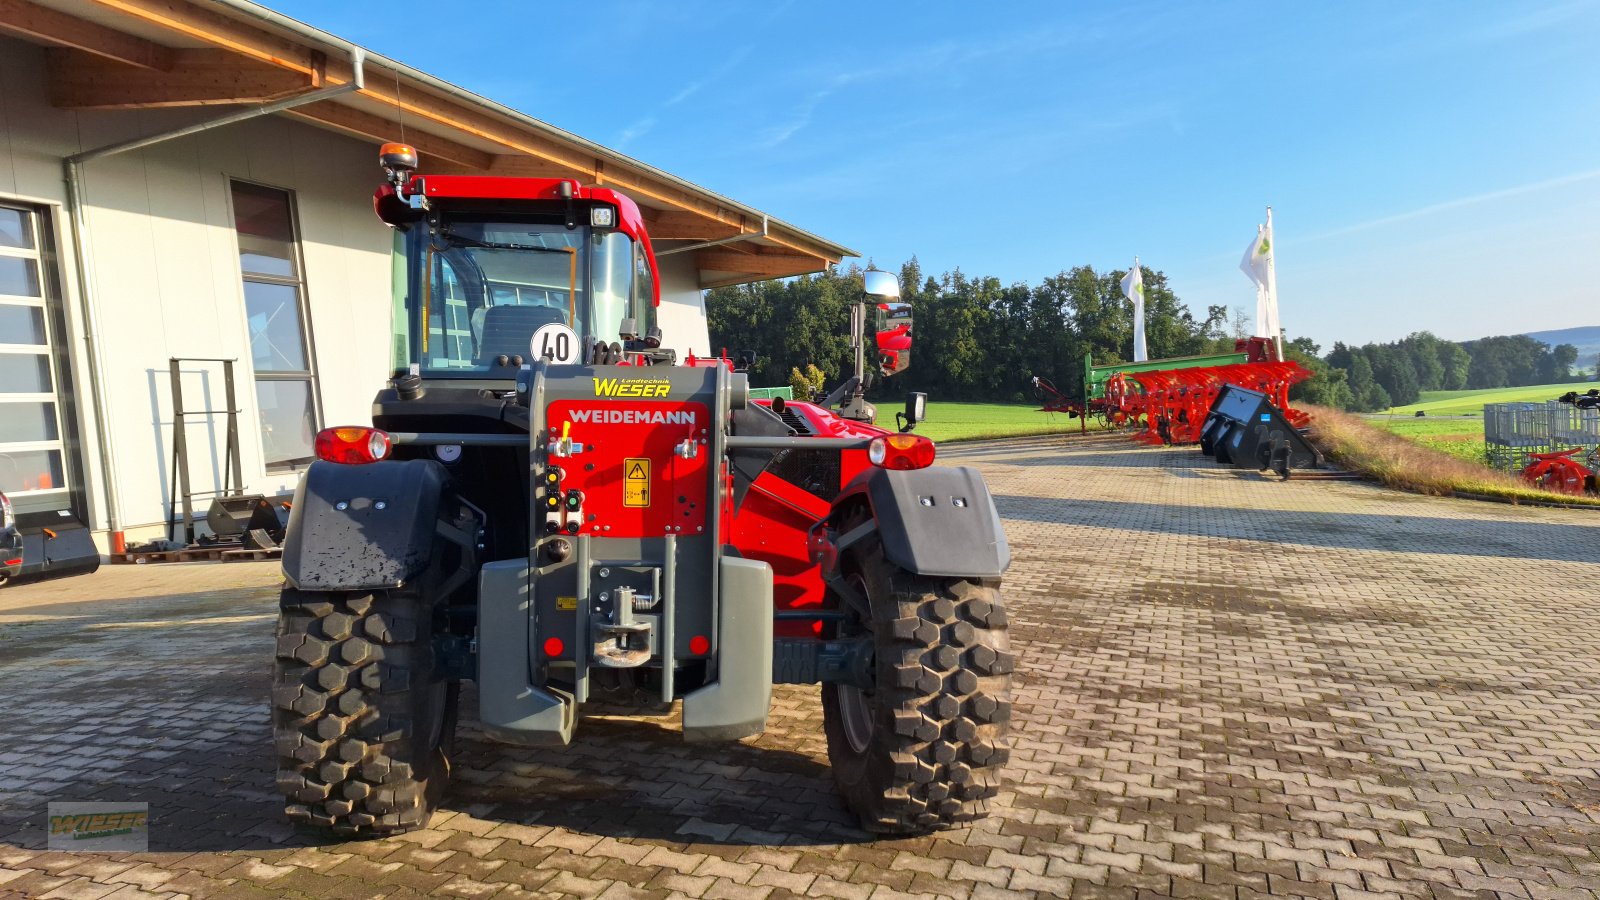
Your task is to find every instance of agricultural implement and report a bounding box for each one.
[1117,360,1311,446]
[1033,338,1290,432]
[0,488,99,588]
[1520,449,1596,496]
[1198,384,1321,475]
[1035,337,1311,447]
[271,145,1014,837]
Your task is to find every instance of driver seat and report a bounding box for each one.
[476,305,568,365]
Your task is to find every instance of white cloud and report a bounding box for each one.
[1302,168,1600,243]
[616,45,754,148]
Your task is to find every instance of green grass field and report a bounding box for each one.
[916,402,1099,443]
[1366,416,1487,465]
[1385,383,1589,416]
[1371,384,1592,464]
[1364,417,1477,437]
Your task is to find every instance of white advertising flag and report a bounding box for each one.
[1121,258,1147,362]
[1240,213,1282,355]
[1240,224,1269,291]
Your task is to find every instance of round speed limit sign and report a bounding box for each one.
[530,323,580,364]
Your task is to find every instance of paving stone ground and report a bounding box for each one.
[1,433,1598,899]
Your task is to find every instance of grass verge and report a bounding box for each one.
[1304,403,1600,507]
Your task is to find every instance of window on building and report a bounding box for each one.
[0,204,69,504]
[230,181,318,471]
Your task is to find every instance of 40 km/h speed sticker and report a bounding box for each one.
[624,458,650,507]
[530,322,580,364]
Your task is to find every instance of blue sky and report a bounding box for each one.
[273,0,1600,348]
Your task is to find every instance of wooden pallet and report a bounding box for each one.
[220,547,282,561]
[113,545,280,564]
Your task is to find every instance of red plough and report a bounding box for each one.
[1122,360,1311,446]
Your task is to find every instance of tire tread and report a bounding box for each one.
[272,587,447,836]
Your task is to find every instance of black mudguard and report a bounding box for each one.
[834,465,1010,578]
[282,459,449,591]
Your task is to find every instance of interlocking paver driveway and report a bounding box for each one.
[1,433,1598,899]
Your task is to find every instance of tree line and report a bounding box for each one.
[1297,333,1582,410]
[705,258,1585,411]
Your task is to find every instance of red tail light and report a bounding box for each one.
[868,433,936,470]
[315,427,392,464]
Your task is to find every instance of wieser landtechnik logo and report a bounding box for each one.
[47,803,150,852]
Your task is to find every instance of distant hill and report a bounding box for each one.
[1523,325,1600,367]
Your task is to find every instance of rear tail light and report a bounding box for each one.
[867,433,936,470]
[315,427,392,464]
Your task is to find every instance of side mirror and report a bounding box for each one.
[897,392,926,433]
[876,300,912,377]
[862,269,900,300]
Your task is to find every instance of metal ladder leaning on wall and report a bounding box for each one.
[167,358,245,545]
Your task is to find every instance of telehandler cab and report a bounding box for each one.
[272,144,1014,835]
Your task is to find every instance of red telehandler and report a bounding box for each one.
[272,144,1015,836]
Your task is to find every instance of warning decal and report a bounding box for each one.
[623,458,650,507]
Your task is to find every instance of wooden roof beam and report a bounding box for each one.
[48,47,312,109]
[283,101,497,170]
[86,0,317,75]
[0,0,175,69]
[696,250,826,279]
[487,154,593,179]
[643,208,743,242]
[83,0,850,262]
[87,2,800,238]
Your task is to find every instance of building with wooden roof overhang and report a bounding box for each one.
[0,0,857,552]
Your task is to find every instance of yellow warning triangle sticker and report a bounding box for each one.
[627,462,647,479]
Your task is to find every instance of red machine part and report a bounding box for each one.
[1120,360,1313,446]
[731,400,885,637]
[1032,375,1090,425]
[1102,373,1142,427]
[544,400,710,538]
[1521,449,1593,496]
[876,321,911,374]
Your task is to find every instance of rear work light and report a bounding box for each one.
[315,427,392,465]
[868,433,936,470]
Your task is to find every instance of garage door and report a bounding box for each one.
[0,203,73,514]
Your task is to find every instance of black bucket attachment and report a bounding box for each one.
[1200,385,1321,475]
[206,495,290,542]
[206,495,263,537]
[6,508,101,584]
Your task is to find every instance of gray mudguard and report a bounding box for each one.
[682,554,774,741]
[476,559,575,745]
[837,466,1011,578]
[281,459,448,591]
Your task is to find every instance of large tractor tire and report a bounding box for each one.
[823,539,1014,833]
[272,586,455,836]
